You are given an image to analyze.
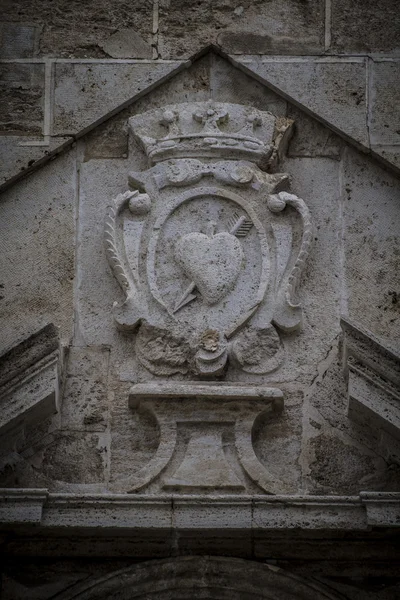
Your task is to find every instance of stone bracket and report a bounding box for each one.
[117,383,286,494]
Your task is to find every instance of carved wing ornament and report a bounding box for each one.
[104,189,152,331]
[104,102,313,379]
[268,192,313,333]
[104,191,133,294]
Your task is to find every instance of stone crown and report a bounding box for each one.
[129,102,288,164]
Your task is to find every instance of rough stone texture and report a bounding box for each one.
[0,136,73,187]
[373,146,400,172]
[159,0,325,58]
[331,0,400,53]
[0,63,45,134]
[3,62,397,500]
[0,150,76,353]
[210,54,287,115]
[82,56,212,161]
[1,494,399,596]
[342,148,400,345]
[75,157,131,348]
[310,434,384,494]
[109,376,161,486]
[53,62,184,135]
[61,347,110,432]
[302,351,400,494]
[287,105,344,159]
[253,394,303,490]
[370,61,400,147]
[0,22,41,59]
[341,318,400,463]
[240,58,368,148]
[1,0,152,58]
[100,28,152,59]
[39,431,107,485]
[84,119,129,161]
[277,157,342,384]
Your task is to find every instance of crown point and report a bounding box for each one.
[129,102,290,168]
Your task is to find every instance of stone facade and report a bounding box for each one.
[1,3,400,599]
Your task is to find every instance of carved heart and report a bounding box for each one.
[175,231,244,304]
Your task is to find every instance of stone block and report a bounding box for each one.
[0,151,76,353]
[128,54,212,109]
[210,54,287,115]
[84,117,129,161]
[174,505,254,555]
[53,62,184,135]
[287,105,343,159]
[158,0,324,58]
[0,63,45,134]
[129,382,283,407]
[61,347,110,431]
[173,497,252,530]
[361,492,400,527]
[342,148,400,345]
[372,146,400,172]
[240,58,368,148]
[75,158,131,347]
[341,318,400,463]
[252,496,366,530]
[331,0,400,53]
[370,61,400,146]
[1,0,152,58]
[43,496,172,530]
[253,400,302,491]
[0,22,41,58]
[0,136,73,188]
[0,489,47,525]
[109,376,160,487]
[348,372,400,442]
[308,433,386,495]
[39,431,107,485]
[273,156,342,384]
[100,28,152,59]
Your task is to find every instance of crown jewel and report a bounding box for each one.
[129,102,292,165]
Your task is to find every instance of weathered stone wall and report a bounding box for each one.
[0,54,399,497]
[1,4,400,600]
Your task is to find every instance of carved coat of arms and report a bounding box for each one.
[105,102,312,380]
[104,101,313,494]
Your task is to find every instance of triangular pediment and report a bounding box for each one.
[1,47,399,193]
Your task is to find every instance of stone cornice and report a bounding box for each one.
[0,324,63,439]
[0,489,399,532]
[341,317,400,461]
[341,317,400,389]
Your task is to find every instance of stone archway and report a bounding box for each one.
[54,556,344,600]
